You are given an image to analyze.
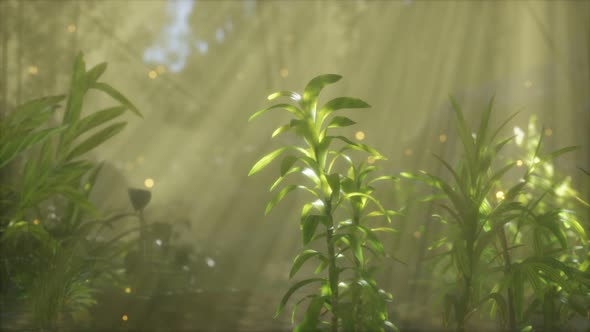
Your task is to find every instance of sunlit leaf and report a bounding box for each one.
[249,103,303,122]
[302,74,342,112]
[290,250,323,279]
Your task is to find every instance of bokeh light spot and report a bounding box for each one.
[33,219,40,225]
[544,128,553,137]
[524,80,533,88]
[516,160,523,167]
[148,70,158,79]
[144,178,155,188]
[124,287,131,294]
[439,134,447,143]
[28,66,38,75]
[67,24,77,33]
[404,148,413,156]
[355,131,365,141]
[496,191,505,200]
[280,68,289,78]
[122,314,128,321]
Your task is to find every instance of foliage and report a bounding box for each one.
[402,97,589,331]
[249,74,398,332]
[0,52,141,329]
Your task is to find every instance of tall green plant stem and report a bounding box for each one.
[498,225,517,331]
[138,209,147,262]
[324,198,339,332]
[315,140,339,332]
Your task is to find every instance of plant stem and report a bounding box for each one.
[324,198,339,332]
[498,225,517,331]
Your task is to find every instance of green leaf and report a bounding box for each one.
[281,155,298,177]
[249,103,303,122]
[63,52,87,125]
[327,116,356,129]
[290,250,323,279]
[478,292,507,325]
[8,95,65,126]
[275,278,325,318]
[541,146,578,162]
[90,82,142,117]
[449,96,476,177]
[367,175,398,186]
[302,74,342,112]
[266,185,318,215]
[489,110,520,144]
[85,62,107,83]
[475,96,495,150]
[66,122,127,161]
[318,97,370,124]
[249,146,298,176]
[0,126,66,169]
[272,124,291,138]
[294,296,324,332]
[330,136,385,160]
[268,90,302,102]
[72,106,126,139]
[326,173,340,197]
[302,215,326,245]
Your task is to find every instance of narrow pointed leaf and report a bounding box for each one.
[66,122,126,161]
[91,82,142,117]
[268,90,302,102]
[280,155,298,177]
[86,62,107,83]
[249,146,295,176]
[327,116,356,129]
[275,278,325,317]
[249,103,302,122]
[302,74,342,112]
[290,250,323,279]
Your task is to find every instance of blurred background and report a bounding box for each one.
[1,0,589,331]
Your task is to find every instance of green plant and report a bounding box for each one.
[402,97,588,331]
[0,51,141,329]
[249,74,399,332]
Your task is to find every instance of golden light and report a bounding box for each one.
[122,314,128,321]
[496,191,505,200]
[516,159,524,167]
[404,148,413,156]
[439,134,447,143]
[144,178,155,188]
[367,156,376,164]
[355,131,365,141]
[28,66,38,75]
[33,219,40,225]
[67,24,77,33]
[156,65,166,74]
[413,231,421,239]
[124,287,132,294]
[148,70,158,79]
[524,80,533,88]
[544,128,553,137]
[279,68,289,78]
